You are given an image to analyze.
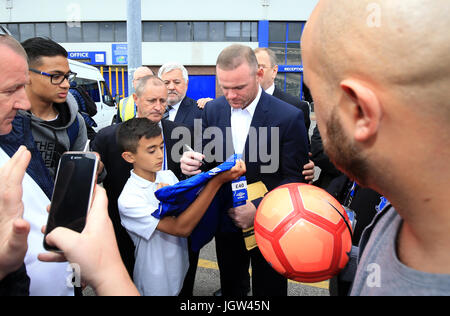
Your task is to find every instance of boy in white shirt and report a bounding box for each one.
[117,118,245,296]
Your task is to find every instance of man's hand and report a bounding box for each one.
[197,98,213,109]
[302,158,315,184]
[228,201,257,230]
[39,186,139,295]
[180,150,205,176]
[0,146,31,281]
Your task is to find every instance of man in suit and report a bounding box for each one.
[91,75,187,277]
[158,62,203,131]
[254,47,311,132]
[181,44,310,296]
[116,66,154,123]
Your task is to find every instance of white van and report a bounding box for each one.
[68,59,117,131]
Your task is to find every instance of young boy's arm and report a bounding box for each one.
[157,160,246,237]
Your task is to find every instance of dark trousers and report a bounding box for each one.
[179,237,199,297]
[215,231,287,296]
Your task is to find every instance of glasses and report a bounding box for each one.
[29,68,77,85]
[0,25,12,36]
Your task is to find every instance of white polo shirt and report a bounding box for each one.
[118,169,189,296]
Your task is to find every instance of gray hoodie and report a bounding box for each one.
[19,93,87,179]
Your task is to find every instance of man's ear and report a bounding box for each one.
[121,151,136,164]
[272,64,279,80]
[340,79,382,142]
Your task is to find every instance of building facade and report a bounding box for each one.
[1,0,318,101]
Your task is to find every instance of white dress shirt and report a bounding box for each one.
[167,100,182,122]
[265,83,275,96]
[230,86,262,154]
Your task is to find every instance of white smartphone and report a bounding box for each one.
[43,151,99,252]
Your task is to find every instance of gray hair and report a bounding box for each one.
[158,62,189,82]
[134,75,165,97]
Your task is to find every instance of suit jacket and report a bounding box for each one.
[171,96,203,131]
[273,87,311,133]
[91,119,187,274]
[201,90,309,231]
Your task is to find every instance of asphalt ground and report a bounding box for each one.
[193,238,329,297]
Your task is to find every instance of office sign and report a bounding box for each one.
[68,51,106,65]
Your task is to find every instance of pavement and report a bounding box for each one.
[192,238,329,297]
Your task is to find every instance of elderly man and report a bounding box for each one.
[158,62,203,130]
[117,66,154,123]
[302,0,450,295]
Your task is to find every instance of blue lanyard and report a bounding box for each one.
[345,181,358,207]
[163,138,167,171]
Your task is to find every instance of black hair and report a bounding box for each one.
[21,37,68,67]
[117,118,162,153]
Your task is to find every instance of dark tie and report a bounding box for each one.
[162,105,174,120]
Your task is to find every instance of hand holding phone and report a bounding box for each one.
[43,152,99,252]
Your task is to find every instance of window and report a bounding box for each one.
[99,22,114,42]
[50,23,67,42]
[19,23,35,41]
[143,22,159,42]
[225,22,241,41]
[67,24,82,42]
[193,22,208,41]
[269,22,286,42]
[114,22,127,42]
[82,22,99,42]
[35,23,51,38]
[4,21,258,43]
[209,22,225,41]
[269,21,305,98]
[159,22,176,41]
[176,22,192,42]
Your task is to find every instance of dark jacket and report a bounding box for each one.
[0,265,30,296]
[201,90,309,232]
[171,96,203,131]
[273,87,311,133]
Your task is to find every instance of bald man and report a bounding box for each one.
[117,66,154,123]
[302,0,450,295]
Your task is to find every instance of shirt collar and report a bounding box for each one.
[232,86,262,117]
[130,170,162,189]
[265,83,275,96]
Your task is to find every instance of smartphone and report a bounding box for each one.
[43,152,99,252]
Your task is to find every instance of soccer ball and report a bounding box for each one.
[254,183,352,283]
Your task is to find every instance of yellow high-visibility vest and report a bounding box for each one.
[118,95,137,122]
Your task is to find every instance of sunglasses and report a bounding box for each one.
[29,68,77,85]
[0,25,12,36]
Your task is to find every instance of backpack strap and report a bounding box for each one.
[66,116,80,150]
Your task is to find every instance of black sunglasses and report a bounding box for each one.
[0,25,12,36]
[29,68,77,85]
